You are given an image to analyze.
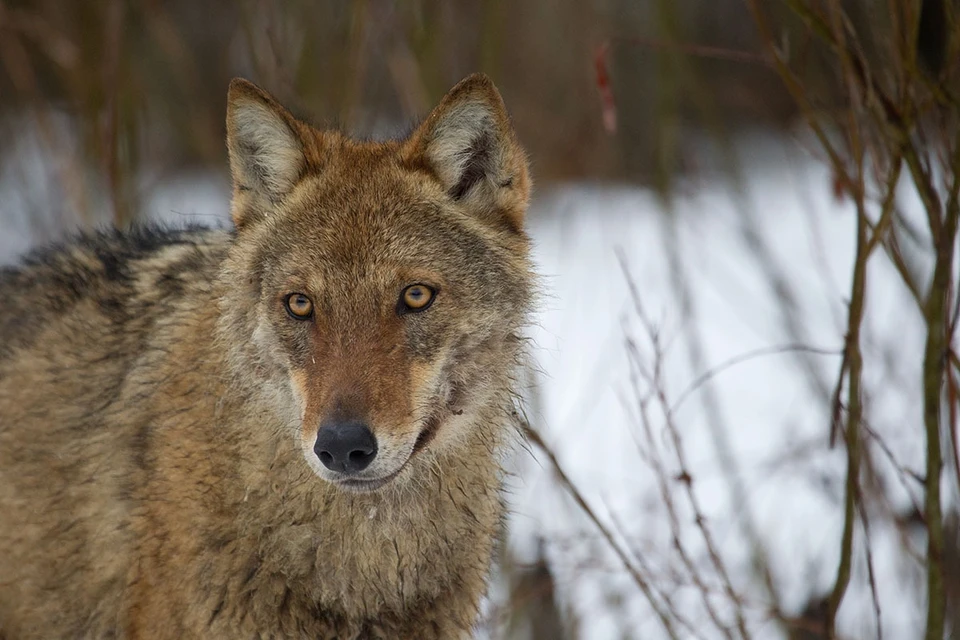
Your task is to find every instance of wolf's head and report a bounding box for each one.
[216,75,533,493]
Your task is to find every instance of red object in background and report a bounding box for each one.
[832,171,849,203]
[594,42,617,134]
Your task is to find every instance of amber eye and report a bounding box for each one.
[398,284,436,314]
[284,293,314,320]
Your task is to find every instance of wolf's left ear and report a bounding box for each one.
[226,79,308,228]
[403,74,530,232]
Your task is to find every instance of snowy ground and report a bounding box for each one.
[1,126,953,639]
[512,144,938,638]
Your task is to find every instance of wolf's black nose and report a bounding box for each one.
[314,421,378,474]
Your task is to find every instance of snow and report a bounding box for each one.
[511,138,941,638]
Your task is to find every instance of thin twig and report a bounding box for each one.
[919,134,959,640]
[669,343,842,417]
[611,35,772,67]
[857,501,884,640]
[825,195,870,638]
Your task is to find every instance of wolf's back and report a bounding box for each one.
[0,225,228,638]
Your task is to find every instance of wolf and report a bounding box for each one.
[0,74,534,639]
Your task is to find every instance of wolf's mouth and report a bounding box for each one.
[409,380,465,455]
[337,468,403,493]
[412,413,443,455]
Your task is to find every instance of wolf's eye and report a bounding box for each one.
[284,293,314,320]
[398,284,436,314]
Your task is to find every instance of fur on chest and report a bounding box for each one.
[143,444,503,637]
[243,464,502,612]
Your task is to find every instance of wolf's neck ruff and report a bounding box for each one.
[0,73,533,639]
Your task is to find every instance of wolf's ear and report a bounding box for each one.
[226,79,307,228]
[403,74,530,232]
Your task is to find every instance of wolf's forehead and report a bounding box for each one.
[289,200,486,257]
[265,205,495,283]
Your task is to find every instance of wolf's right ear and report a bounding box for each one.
[226,79,307,228]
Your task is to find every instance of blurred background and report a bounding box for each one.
[1,1,959,638]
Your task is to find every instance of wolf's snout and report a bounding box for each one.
[314,420,378,474]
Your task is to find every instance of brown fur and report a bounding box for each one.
[0,74,533,639]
